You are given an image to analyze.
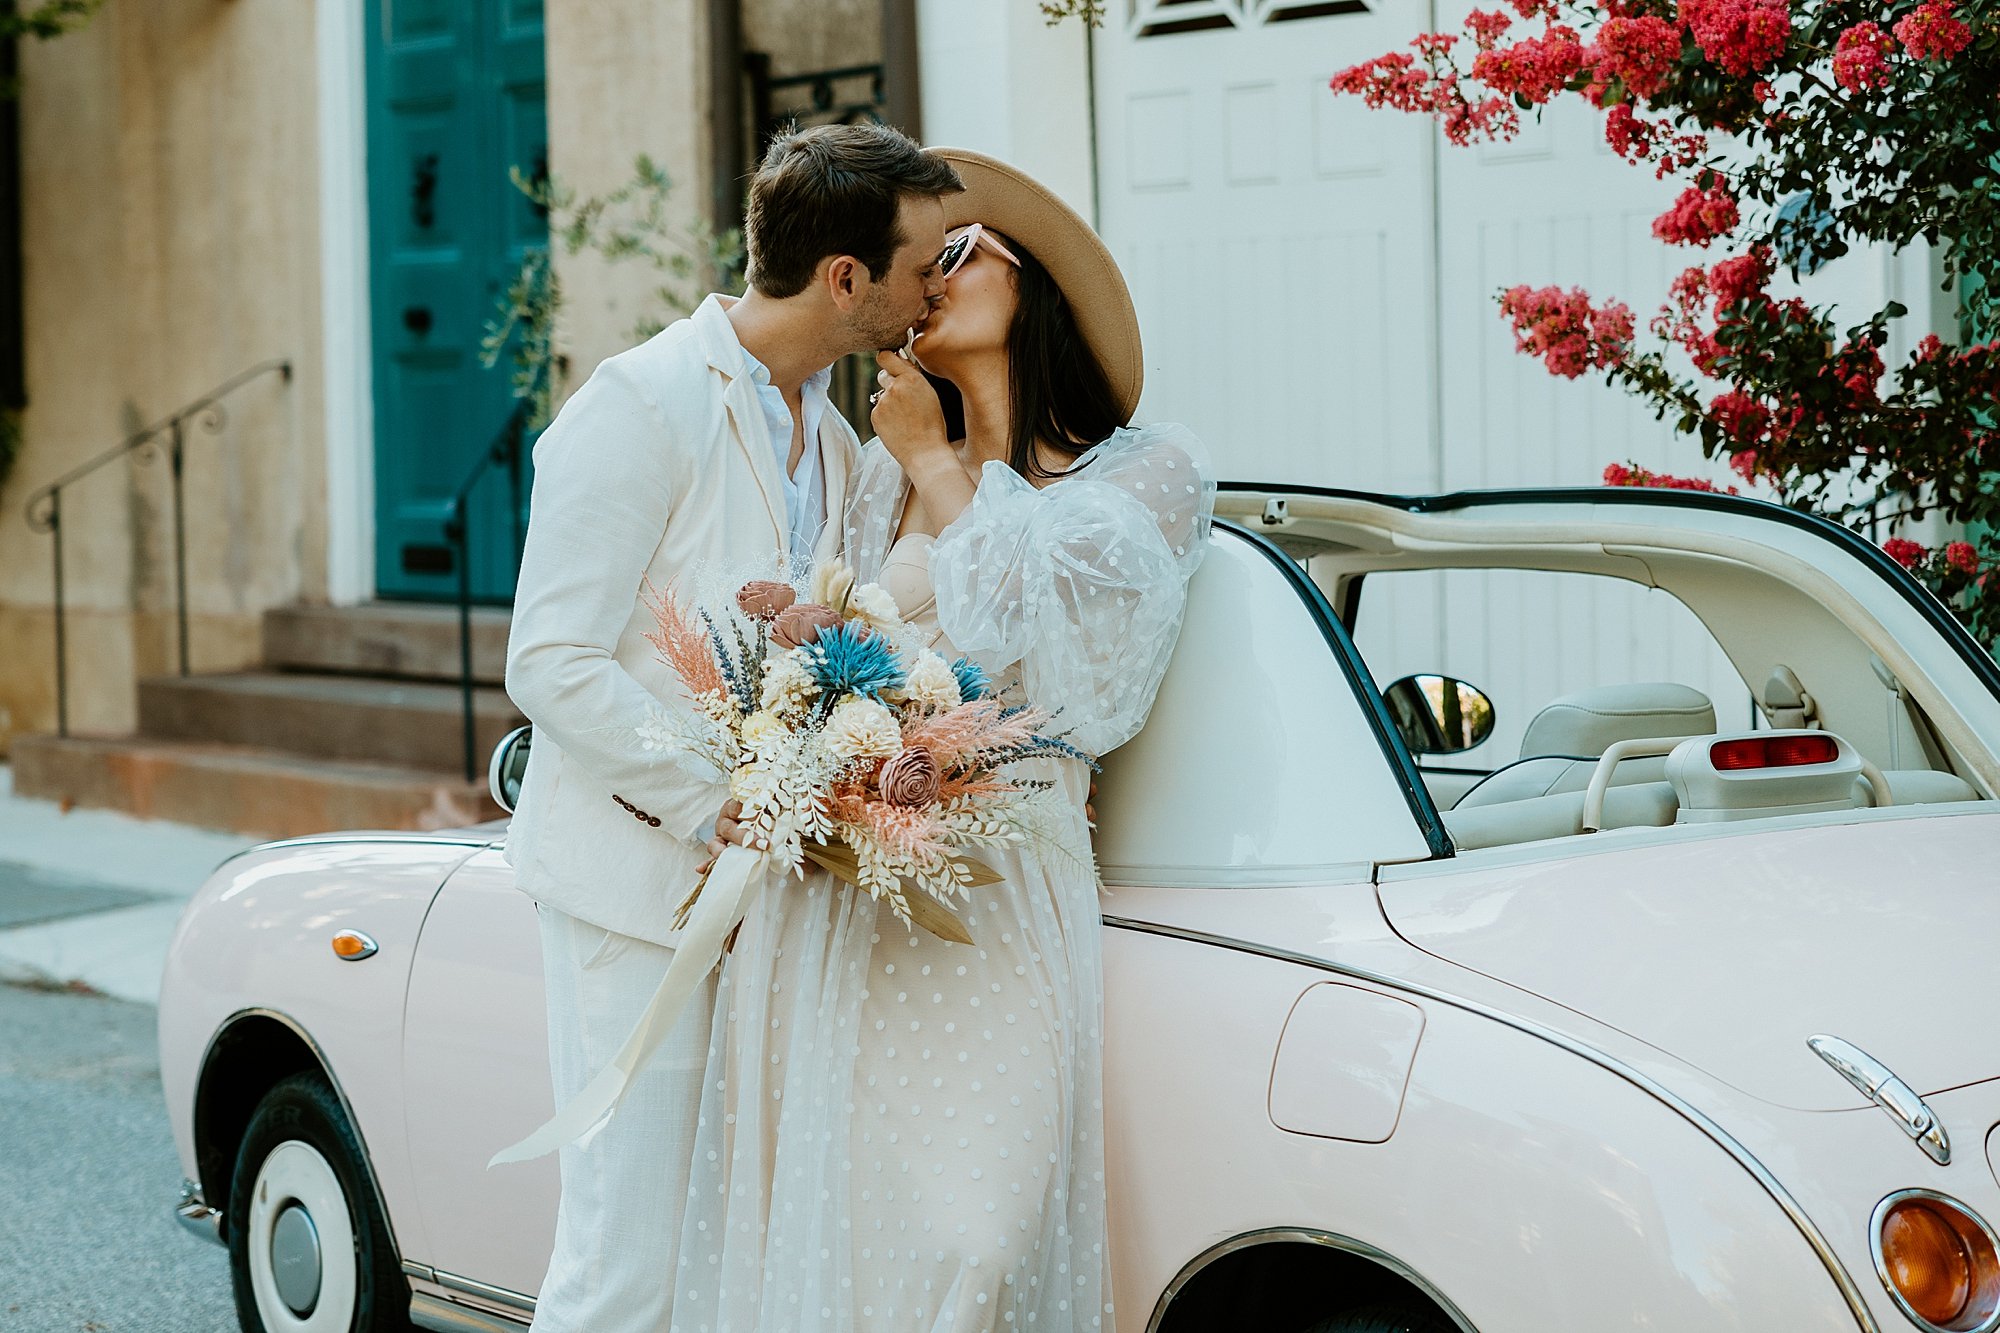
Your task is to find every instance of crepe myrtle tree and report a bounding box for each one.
[1318,0,2000,644]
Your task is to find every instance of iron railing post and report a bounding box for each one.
[19,358,290,740]
[450,503,475,784]
[169,415,189,675]
[49,489,65,737]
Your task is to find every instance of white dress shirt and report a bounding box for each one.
[737,345,832,560]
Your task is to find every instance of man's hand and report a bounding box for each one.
[696,798,762,875]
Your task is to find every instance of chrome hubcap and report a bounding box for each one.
[270,1202,323,1316]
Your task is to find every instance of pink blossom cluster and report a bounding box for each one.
[1826,341,1885,407]
[1883,538,1928,569]
[1471,24,1587,103]
[1710,390,1772,443]
[1467,7,1515,48]
[1602,461,1740,493]
[1652,184,1740,246]
[1585,15,1686,100]
[1678,0,1792,75]
[1894,0,1972,60]
[1499,285,1637,379]
[1708,245,1774,309]
[1328,52,1520,146]
[1882,538,1981,574]
[1832,21,1895,91]
[1728,447,1774,483]
[1603,103,1709,178]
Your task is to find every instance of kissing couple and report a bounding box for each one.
[499,121,1214,1333]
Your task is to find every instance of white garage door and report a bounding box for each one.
[1092,0,1751,756]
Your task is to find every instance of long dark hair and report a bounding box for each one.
[925,237,1126,481]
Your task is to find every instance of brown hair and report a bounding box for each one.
[744,123,964,299]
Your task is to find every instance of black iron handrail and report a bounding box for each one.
[443,400,532,782]
[21,358,292,736]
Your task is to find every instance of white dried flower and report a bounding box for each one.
[904,651,961,711]
[811,562,857,612]
[848,581,903,633]
[822,696,903,761]
[759,649,819,716]
[740,709,786,751]
[636,703,677,752]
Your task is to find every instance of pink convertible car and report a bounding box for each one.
[162,486,2000,1333]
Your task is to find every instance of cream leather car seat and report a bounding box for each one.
[1453,682,1717,810]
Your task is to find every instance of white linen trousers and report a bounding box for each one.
[530,905,718,1333]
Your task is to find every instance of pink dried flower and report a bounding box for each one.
[771,602,844,649]
[1895,0,1971,61]
[1832,21,1895,91]
[735,579,797,621]
[879,746,943,808]
[642,581,725,697]
[1652,184,1740,246]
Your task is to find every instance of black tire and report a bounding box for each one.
[1302,1302,1459,1333]
[227,1071,413,1333]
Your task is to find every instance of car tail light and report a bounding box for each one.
[1873,1191,2000,1331]
[1710,734,1840,770]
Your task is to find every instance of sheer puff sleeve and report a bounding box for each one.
[928,423,1215,757]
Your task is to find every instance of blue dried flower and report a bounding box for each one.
[950,656,989,702]
[805,623,906,700]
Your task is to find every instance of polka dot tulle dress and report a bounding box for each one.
[670,427,1213,1333]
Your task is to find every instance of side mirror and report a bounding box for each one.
[1382,675,1496,756]
[488,725,532,814]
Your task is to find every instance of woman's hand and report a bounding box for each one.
[869,352,952,472]
[872,352,978,524]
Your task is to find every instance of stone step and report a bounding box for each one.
[137,670,524,773]
[10,734,504,840]
[262,602,512,684]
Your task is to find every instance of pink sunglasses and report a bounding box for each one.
[938,223,1020,279]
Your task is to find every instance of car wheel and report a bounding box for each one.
[1302,1302,1458,1333]
[227,1072,412,1332]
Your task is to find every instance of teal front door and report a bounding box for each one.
[366,0,546,602]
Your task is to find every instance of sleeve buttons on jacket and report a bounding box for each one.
[648,816,662,827]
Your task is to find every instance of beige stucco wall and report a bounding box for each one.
[541,0,891,397]
[542,0,716,392]
[744,0,881,81]
[0,0,325,751]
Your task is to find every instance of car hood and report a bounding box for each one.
[1379,809,2000,1112]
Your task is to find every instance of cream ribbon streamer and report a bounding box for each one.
[486,843,770,1168]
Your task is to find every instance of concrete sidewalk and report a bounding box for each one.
[0,764,257,1004]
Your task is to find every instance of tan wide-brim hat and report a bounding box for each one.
[932,147,1144,421]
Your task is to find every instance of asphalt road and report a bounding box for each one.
[0,979,239,1332]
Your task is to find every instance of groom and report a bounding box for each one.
[503,122,961,1332]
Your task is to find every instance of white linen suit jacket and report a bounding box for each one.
[503,295,859,947]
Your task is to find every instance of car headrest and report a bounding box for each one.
[1519,683,1716,760]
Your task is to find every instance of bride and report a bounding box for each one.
[674,148,1214,1333]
